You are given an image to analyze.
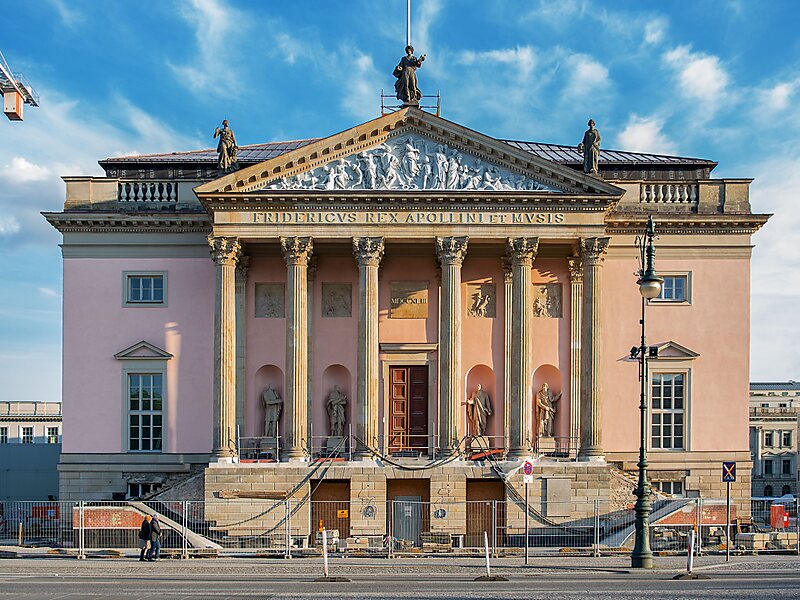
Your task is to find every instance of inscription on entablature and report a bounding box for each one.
[255,283,285,318]
[532,283,562,318]
[245,210,566,226]
[390,281,429,319]
[321,283,352,318]
[467,283,496,318]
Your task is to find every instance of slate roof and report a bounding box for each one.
[100,138,716,168]
[750,381,800,391]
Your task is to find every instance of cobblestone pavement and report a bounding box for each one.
[0,555,799,599]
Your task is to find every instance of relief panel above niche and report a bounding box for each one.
[261,133,559,192]
[255,283,285,318]
[322,283,352,318]
[532,283,562,318]
[390,281,429,319]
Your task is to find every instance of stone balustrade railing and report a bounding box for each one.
[118,180,178,202]
[640,182,698,204]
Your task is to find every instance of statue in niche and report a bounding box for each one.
[393,45,426,105]
[577,119,601,174]
[536,382,562,438]
[262,384,283,437]
[213,119,238,172]
[327,385,348,438]
[467,384,492,437]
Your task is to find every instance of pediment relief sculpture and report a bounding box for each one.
[261,134,559,193]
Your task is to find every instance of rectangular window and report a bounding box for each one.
[128,373,163,452]
[655,274,689,302]
[124,273,166,305]
[46,427,59,444]
[0,427,7,444]
[650,373,685,450]
[761,403,770,408]
[765,431,774,446]
[654,481,684,497]
[783,459,792,476]
[127,482,161,499]
[782,431,792,447]
[21,426,34,444]
[764,459,774,476]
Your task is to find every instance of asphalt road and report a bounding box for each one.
[1,557,799,599]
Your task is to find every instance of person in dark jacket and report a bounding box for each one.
[147,514,162,561]
[138,515,152,561]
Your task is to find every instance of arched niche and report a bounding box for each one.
[321,364,352,436]
[465,364,497,438]
[254,365,284,437]
[532,364,562,438]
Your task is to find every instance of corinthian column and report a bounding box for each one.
[209,235,242,462]
[506,237,538,459]
[281,236,313,460]
[235,255,249,440]
[578,237,609,460]
[567,255,583,452]
[436,236,468,455]
[352,237,384,458]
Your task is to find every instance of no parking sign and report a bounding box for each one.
[522,460,534,484]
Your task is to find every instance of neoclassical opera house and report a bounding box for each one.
[47,99,767,541]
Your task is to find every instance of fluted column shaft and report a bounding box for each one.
[353,237,384,457]
[281,236,313,460]
[234,256,249,441]
[436,236,468,454]
[578,237,610,460]
[209,235,242,461]
[502,259,513,452]
[506,237,539,458]
[567,255,583,451]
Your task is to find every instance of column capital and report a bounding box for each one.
[578,237,610,266]
[280,236,314,266]
[436,236,469,266]
[208,235,242,266]
[506,237,539,266]
[352,236,385,267]
[235,255,250,279]
[567,255,583,283]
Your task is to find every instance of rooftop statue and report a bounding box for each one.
[394,45,426,106]
[577,119,601,174]
[214,119,239,172]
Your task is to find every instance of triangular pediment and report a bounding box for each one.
[195,107,623,197]
[651,341,700,360]
[114,341,173,360]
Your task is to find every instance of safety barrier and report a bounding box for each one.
[1,496,797,557]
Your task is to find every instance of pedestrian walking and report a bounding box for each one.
[147,514,162,561]
[138,515,152,562]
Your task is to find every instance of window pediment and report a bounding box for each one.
[114,341,173,361]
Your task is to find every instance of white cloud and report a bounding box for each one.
[340,51,382,120]
[564,54,609,98]
[38,287,61,298]
[168,0,240,95]
[46,0,82,27]
[644,18,667,44]
[0,216,21,237]
[522,0,588,28]
[663,45,730,103]
[458,46,537,81]
[759,80,798,112]
[617,114,677,155]
[3,157,50,183]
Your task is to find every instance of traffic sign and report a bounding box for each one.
[523,460,534,484]
[722,461,736,483]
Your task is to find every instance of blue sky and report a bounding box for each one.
[0,0,798,401]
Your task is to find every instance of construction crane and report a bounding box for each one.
[0,49,39,121]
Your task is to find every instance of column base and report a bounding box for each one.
[506,450,532,461]
[210,454,239,464]
[578,453,606,463]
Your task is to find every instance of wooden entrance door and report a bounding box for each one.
[389,366,428,453]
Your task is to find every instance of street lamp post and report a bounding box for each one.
[631,215,663,569]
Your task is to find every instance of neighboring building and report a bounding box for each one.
[44,102,767,532]
[0,401,62,500]
[749,381,800,497]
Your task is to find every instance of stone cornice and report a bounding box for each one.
[42,211,211,233]
[195,107,624,198]
[605,212,771,235]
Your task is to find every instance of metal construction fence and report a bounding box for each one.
[0,496,797,558]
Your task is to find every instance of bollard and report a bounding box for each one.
[474,530,508,581]
[314,527,350,582]
[17,521,23,546]
[672,529,708,580]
